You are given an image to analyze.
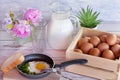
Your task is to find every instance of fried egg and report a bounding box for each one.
[28,61,50,74]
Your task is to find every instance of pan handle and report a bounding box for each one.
[54,59,88,69]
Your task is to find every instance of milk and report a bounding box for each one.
[47,13,76,49]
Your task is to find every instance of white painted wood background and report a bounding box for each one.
[1,0,120,22]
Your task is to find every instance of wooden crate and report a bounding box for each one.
[66,27,120,80]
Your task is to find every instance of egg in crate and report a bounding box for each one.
[28,61,50,74]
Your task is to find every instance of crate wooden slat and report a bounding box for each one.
[66,51,119,72]
[66,65,117,80]
[66,27,120,80]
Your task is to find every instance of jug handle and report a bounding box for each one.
[69,15,80,37]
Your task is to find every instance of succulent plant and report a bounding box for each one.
[77,6,101,28]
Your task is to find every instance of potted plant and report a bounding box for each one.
[77,6,101,29]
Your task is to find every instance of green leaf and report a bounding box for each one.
[77,6,101,28]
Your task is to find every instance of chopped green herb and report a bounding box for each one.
[19,63,35,75]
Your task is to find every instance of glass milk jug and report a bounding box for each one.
[47,4,79,49]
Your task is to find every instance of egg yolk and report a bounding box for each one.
[35,63,46,70]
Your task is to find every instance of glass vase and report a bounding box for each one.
[32,20,46,53]
[11,34,32,48]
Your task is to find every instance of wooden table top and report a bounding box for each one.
[0,22,120,80]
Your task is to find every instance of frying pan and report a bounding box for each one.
[17,53,87,79]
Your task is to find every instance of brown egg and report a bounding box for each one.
[89,48,101,57]
[111,44,120,58]
[97,43,109,52]
[74,49,83,53]
[116,50,120,58]
[78,38,89,48]
[116,37,120,44]
[80,42,93,54]
[106,34,117,45]
[99,35,107,42]
[102,50,115,60]
[84,36,91,40]
[89,36,100,46]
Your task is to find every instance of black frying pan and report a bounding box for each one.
[17,53,87,79]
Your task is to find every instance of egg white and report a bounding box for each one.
[28,61,50,74]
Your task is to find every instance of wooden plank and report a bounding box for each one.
[3,69,59,80]
[0,31,13,40]
[60,71,97,80]
[66,64,117,80]
[116,58,120,80]
[66,51,118,72]
[0,41,32,49]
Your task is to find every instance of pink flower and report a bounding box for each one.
[24,8,41,25]
[12,21,32,38]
